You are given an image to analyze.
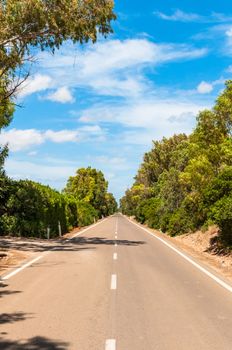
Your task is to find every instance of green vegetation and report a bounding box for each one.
[0,0,115,187]
[0,1,117,238]
[64,167,117,223]
[120,81,232,247]
[0,168,117,238]
[0,0,115,106]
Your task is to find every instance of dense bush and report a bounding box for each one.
[76,201,98,227]
[0,180,68,238]
[204,167,232,245]
[210,197,232,245]
[120,81,232,247]
[0,167,117,238]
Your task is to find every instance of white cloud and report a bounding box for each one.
[197,81,213,94]
[13,39,208,102]
[224,26,232,54]
[154,10,202,22]
[45,87,75,104]
[44,129,79,143]
[196,77,225,94]
[0,125,106,151]
[17,74,53,98]
[95,156,128,169]
[5,159,76,186]
[226,28,232,37]
[79,99,204,128]
[202,24,232,56]
[0,129,44,151]
[227,65,232,73]
[28,151,38,156]
[154,10,232,23]
[78,97,208,145]
[37,39,208,98]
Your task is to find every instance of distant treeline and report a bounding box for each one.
[0,167,117,238]
[120,81,232,247]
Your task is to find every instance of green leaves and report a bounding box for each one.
[0,0,116,162]
[121,81,232,246]
[64,167,117,217]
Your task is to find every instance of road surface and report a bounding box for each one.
[0,214,232,349]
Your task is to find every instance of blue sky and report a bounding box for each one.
[1,1,232,200]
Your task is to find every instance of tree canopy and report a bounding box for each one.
[120,81,232,247]
[0,0,115,110]
[64,167,117,217]
[0,0,116,165]
[0,167,117,237]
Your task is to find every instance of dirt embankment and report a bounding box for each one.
[172,226,232,281]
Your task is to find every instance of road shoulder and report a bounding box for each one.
[126,216,232,283]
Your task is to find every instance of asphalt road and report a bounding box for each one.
[0,214,232,349]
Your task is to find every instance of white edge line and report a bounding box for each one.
[126,217,232,294]
[70,218,108,240]
[2,255,43,280]
[111,274,117,290]
[2,218,109,281]
[105,339,116,350]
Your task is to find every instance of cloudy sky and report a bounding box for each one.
[1,0,232,200]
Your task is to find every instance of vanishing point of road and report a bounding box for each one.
[0,214,232,349]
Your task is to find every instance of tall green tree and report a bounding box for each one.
[64,167,116,216]
[121,81,232,246]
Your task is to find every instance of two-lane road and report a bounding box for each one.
[0,214,232,349]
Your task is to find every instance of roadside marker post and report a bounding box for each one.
[47,226,50,240]
[58,221,62,237]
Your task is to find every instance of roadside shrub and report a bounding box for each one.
[209,197,232,245]
[167,208,194,236]
[136,198,162,228]
[0,180,68,238]
[77,201,98,227]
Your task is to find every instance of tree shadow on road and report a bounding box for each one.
[0,239,95,253]
[0,312,31,324]
[0,282,21,299]
[73,236,146,247]
[0,235,145,254]
[0,336,68,349]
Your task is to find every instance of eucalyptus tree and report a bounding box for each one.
[0,0,116,161]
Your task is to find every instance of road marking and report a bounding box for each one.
[115,235,117,239]
[70,217,108,239]
[114,243,117,247]
[1,218,109,281]
[111,274,117,290]
[115,231,117,235]
[127,217,232,294]
[113,253,117,260]
[105,339,116,350]
[2,255,43,280]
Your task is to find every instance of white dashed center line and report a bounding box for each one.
[111,274,117,290]
[113,253,117,260]
[105,339,116,350]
